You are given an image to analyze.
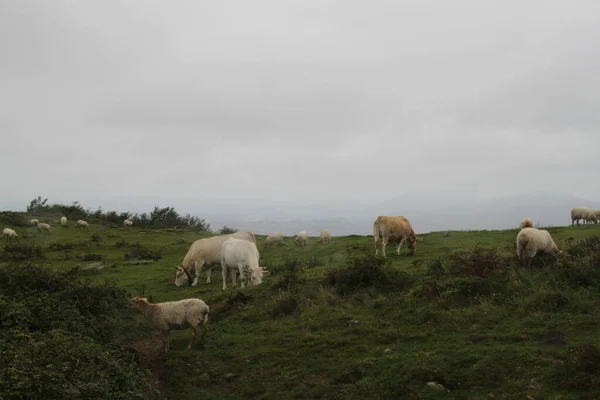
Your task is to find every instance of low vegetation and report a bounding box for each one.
[3,202,600,399]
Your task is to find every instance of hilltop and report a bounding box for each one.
[2,206,600,399]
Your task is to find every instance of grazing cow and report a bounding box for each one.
[175,231,257,287]
[264,232,284,248]
[3,228,18,241]
[221,237,270,290]
[123,219,134,227]
[373,215,421,257]
[76,220,90,229]
[37,223,51,232]
[60,216,68,226]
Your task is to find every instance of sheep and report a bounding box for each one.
[516,227,560,268]
[128,296,210,353]
[123,219,133,227]
[60,216,67,226]
[221,237,270,290]
[295,230,308,247]
[319,229,331,244]
[3,228,18,241]
[28,219,39,226]
[264,232,284,248]
[519,217,533,229]
[175,231,257,287]
[373,215,422,257]
[76,220,90,229]
[37,223,51,232]
[571,207,598,226]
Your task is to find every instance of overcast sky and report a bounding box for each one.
[3,0,600,218]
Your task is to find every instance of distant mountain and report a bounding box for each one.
[205,192,599,236]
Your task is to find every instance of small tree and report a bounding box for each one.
[219,225,238,234]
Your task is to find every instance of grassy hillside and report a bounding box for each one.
[3,214,600,399]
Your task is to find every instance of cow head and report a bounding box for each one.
[174,265,194,287]
[244,266,271,286]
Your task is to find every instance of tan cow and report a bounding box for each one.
[373,215,420,257]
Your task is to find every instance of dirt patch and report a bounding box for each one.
[541,330,567,346]
[130,338,175,400]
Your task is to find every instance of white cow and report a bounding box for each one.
[220,237,270,290]
[175,231,257,287]
[60,216,68,226]
[3,228,18,241]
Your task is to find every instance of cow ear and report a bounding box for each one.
[262,270,270,276]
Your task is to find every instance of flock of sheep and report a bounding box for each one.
[1,208,596,353]
[2,217,135,241]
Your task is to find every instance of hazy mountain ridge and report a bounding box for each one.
[206,192,600,236]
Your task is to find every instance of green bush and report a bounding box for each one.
[0,263,159,399]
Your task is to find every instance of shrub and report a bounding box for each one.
[0,263,159,399]
[218,225,238,234]
[0,244,45,262]
[124,243,162,261]
[80,253,103,261]
[325,247,413,296]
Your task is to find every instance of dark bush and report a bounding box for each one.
[444,248,509,278]
[0,211,29,228]
[80,253,103,261]
[90,234,102,243]
[0,244,45,262]
[325,247,413,296]
[124,243,162,261]
[114,240,129,248]
[218,225,238,234]
[0,263,159,399]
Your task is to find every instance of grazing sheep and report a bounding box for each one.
[295,230,308,247]
[76,220,90,229]
[264,232,284,248]
[28,219,39,226]
[60,216,67,226]
[571,207,598,226]
[520,217,533,229]
[373,215,421,257]
[123,219,133,227]
[3,228,18,241]
[319,229,331,244]
[175,231,257,287]
[221,237,270,290]
[128,296,210,353]
[516,227,560,268]
[37,223,51,232]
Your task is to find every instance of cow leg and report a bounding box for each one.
[205,264,212,284]
[222,265,228,290]
[396,238,407,255]
[381,236,388,258]
[237,264,246,288]
[231,268,238,289]
[192,260,203,286]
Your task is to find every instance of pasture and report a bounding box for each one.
[3,214,600,399]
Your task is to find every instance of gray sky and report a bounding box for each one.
[3,0,600,219]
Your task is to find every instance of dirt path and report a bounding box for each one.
[130,338,176,400]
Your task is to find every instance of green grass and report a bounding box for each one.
[4,218,600,399]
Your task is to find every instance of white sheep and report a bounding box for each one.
[221,237,270,290]
[60,216,67,226]
[37,223,51,232]
[571,207,598,226]
[175,231,257,287]
[516,227,560,268]
[295,230,308,247]
[128,296,210,353]
[28,219,39,226]
[519,217,533,229]
[264,232,284,248]
[319,229,331,244]
[76,220,90,229]
[123,219,133,227]
[3,228,18,241]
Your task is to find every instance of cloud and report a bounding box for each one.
[2,0,600,220]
